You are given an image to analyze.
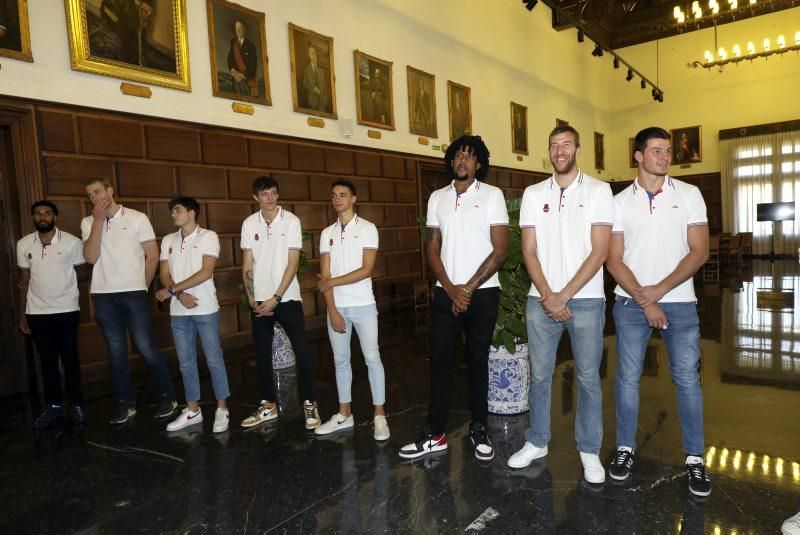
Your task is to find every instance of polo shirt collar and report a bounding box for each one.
[34,228,62,245]
[633,175,674,194]
[548,170,584,192]
[258,207,283,224]
[180,225,201,242]
[448,179,480,194]
[337,214,359,229]
[107,205,125,220]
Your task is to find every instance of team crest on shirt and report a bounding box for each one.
[254,234,259,241]
[543,204,550,213]
[329,239,334,246]
[27,253,32,260]
[168,247,173,254]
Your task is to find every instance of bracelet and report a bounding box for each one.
[167,286,175,296]
[273,294,283,303]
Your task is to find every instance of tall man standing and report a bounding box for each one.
[18,201,87,428]
[239,177,320,430]
[82,178,176,425]
[399,135,508,461]
[507,126,612,484]
[314,179,389,441]
[606,127,711,496]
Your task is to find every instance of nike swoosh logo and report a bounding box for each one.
[187,412,200,420]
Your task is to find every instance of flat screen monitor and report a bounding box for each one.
[756,202,796,222]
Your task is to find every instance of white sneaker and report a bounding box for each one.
[240,401,278,428]
[374,415,390,441]
[314,413,354,435]
[580,452,606,484]
[507,442,548,468]
[783,511,800,535]
[213,408,229,433]
[166,408,202,432]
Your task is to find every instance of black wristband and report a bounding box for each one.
[273,294,282,303]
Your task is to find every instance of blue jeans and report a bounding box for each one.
[93,291,174,403]
[171,312,230,402]
[327,304,385,405]
[613,297,704,455]
[524,297,605,454]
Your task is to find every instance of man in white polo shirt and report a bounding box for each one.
[606,127,711,497]
[314,179,389,441]
[399,135,508,461]
[240,176,320,430]
[17,200,87,429]
[82,178,176,425]
[154,197,230,434]
[507,125,612,484]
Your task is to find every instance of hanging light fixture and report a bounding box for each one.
[688,30,800,70]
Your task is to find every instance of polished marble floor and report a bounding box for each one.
[1,260,799,533]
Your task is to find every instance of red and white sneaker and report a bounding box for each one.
[398,430,448,459]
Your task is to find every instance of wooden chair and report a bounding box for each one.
[728,233,743,263]
[739,232,753,258]
[719,233,731,259]
[704,235,720,281]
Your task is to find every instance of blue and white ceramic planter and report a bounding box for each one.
[487,343,530,415]
[272,325,296,370]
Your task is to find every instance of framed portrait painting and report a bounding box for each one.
[594,131,605,171]
[206,0,270,105]
[447,81,471,141]
[289,23,336,119]
[64,0,190,91]
[407,66,436,138]
[354,50,394,130]
[0,0,32,62]
[670,125,702,164]
[629,137,637,168]
[511,102,528,155]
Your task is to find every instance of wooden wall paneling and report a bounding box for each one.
[382,156,406,179]
[349,178,370,201]
[387,252,410,275]
[229,169,266,199]
[301,292,317,317]
[405,159,418,181]
[289,144,324,172]
[202,133,249,166]
[53,200,85,237]
[214,269,243,302]
[249,139,289,169]
[293,203,328,230]
[215,237,235,268]
[511,172,525,188]
[309,175,333,201]
[407,206,419,226]
[397,228,417,250]
[358,204,384,226]
[38,110,76,152]
[372,254,387,278]
[395,181,416,203]
[177,166,227,198]
[44,155,114,195]
[207,203,254,233]
[151,202,174,235]
[145,125,201,162]
[271,172,308,200]
[218,304,239,335]
[497,170,511,188]
[484,169,499,186]
[77,116,144,158]
[370,180,394,202]
[379,229,398,251]
[117,161,176,197]
[76,325,108,364]
[355,152,381,176]
[324,148,355,174]
[384,205,406,227]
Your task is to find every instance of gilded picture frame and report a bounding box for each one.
[64,0,191,91]
[0,0,33,62]
[511,102,528,155]
[447,80,471,141]
[206,0,270,105]
[354,50,394,131]
[407,66,436,138]
[594,131,605,171]
[288,22,336,119]
[629,137,637,168]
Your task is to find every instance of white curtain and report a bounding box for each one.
[720,130,800,255]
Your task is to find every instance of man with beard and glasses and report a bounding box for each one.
[507,125,612,484]
[17,201,88,428]
[398,135,508,462]
[606,127,711,497]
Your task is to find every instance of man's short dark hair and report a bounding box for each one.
[634,127,670,154]
[548,125,581,148]
[252,176,279,195]
[31,200,58,216]
[168,196,200,218]
[444,134,490,180]
[331,179,356,196]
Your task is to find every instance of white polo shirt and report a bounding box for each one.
[17,228,84,314]
[319,215,378,307]
[519,171,613,299]
[427,179,509,289]
[81,206,156,294]
[612,176,708,303]
[240,207,302,302]
[160,227,220,316]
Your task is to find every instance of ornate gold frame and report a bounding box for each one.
[447,80,471,141]
[288,23,337,119]
[206,0,271,105]
[670,125,703,164]
[353,50,394,131]
[64,0,191,91]
[510,102,528,155]
[407,66,437,139]
[0,0,32,62]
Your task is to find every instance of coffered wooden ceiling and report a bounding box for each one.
[543,0,800,49]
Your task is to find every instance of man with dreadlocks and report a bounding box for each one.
[399,135,508,461]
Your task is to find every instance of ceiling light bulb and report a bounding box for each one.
[747,41,756,54]
[732,44,742,57]
[777,34,786,48]
[704,49,714,62]
[711,2,719,14]
[674,6,681,18]
[678,12,686,22]
[749,0,755,4]
[692,0,701,13]
[729,0,738,8]
[718,47,727,59]
[795,31,800,45]
[763,38,770,51]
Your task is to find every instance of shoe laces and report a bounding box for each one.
[687,462,709,482]
[304,402,316,421]
[71,405,86,418]
[613,449,633,467]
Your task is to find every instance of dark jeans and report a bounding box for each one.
[93,291,175,404]
[27,311,83,406]
[427,286,500,435]
[251,300,315,402]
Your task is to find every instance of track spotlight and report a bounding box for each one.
[651,87,658,98]
[625,68,634,81]
[640,79,646,89]
[522,0,538,11]
[577,29,584,43]
[613,57,620,69]
[591,43,604,57]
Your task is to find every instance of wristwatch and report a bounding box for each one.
[273,294,283,303]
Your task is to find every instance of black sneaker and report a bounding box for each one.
[69,404,89,426]
[468,423,495,461]
[609,448,634,481]
[33,405,64,430]
[109,401,136,425]
[686,461,712,497]
[398,430,448,459]
[153,398,178,420]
